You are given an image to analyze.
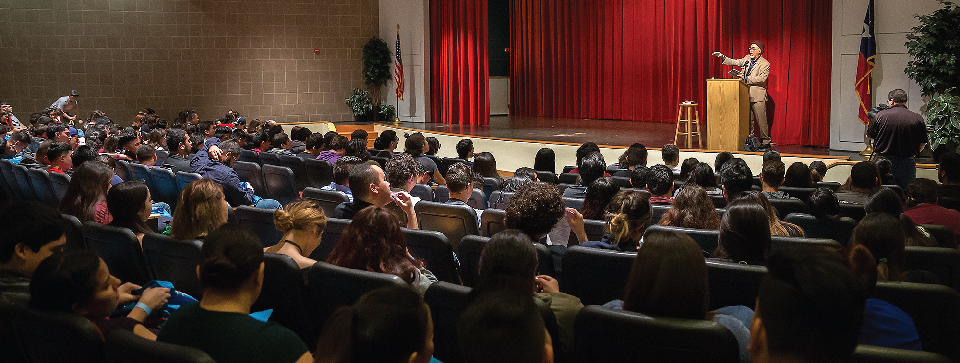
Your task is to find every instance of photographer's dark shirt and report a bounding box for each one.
[867,105,927,158]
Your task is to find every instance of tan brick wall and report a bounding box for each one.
[0,0,379,125]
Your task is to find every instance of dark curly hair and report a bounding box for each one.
[659,184,721,230]
[505,182,565,240]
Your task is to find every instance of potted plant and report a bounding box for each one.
[345,88,373,122]
[905,1,960,151]
[378,104,396,122]
[362,37,393,119]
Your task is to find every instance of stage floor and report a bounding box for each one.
[354,115,861,158]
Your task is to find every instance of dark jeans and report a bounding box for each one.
[885,155,916,189]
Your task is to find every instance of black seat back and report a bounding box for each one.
[423,282,472,363]
[0,303,105,363]
[278,155,310,192]
[369,156,387,168]
[433,185,450,202]
[232,161,267,199]
[233,206,282,248]
[304,262,408,334]
[149,167,180,210]
[154,150,169,166]
[404,228,460,284]
[251,253,314,345]
[115,160,131,181]
[309,217,351,262]
[239,149,259,164]
[127,163,160,199]
[770,235,842,252]
[778,186,816,201]
[647,224,720,256]
[706,259,767,310]
[1,159,25,200]
[174,171,202,191]
[82,222,153,285]
[301,187,349,217]
[259,151,281,166]
[141,233,203,299]
[920,224,957,249]
[12,163,37,201]
[559,172,580,184]
[784,213,856,246]
[410,184,434,201]
[414,201,479,252]
[479,208,506,237]
[488,190,513,210]
[564,197,584,210]
[573,305,740,363]
[48,171,71,204]
[561,246,635,305]
[26,168,58,206]
[610,176,633,188]
[61,214,86,251]
[839,202,867,221]
[104,328,215,363]
[303,158,335,188]
[852,344,953,363]
[458,235,488,287]
[536,170,558,184]
[767,198,807,219]
[875,281,960,361]
[262,164,297,205]
[902,246,960,292]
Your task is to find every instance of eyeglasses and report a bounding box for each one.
[749,47,760,51]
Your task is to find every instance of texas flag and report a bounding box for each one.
[855,0,876,125]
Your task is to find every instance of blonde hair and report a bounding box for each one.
[274,199,326,234]
[604,191,652,250]
[171,179,228,240]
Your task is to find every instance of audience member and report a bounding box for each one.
[782,162,814,189]
[473,151,500,182]
[106,181,153,244]
[445,162,483,221]
[905,178,960,244]
[192,138,280,209]
[265,200,326,269]
[0,201,67,305]
[322,156,363,203]
[750,246,865,363]
[299,133,324,159]
[373,130,399,152]
[289,126,310,154]
[458,285,552,363]
[579,178,620,220]
[613,143,648,175]
[659,184,722,230]
[425,136,440,156]
[164,129,193,173]
[714,151,734,173]
[760,160,796,200]
[563,152,605,198]
[249,131,270,153]
[720,158,753,202]
[737,191,804,237]
[318,135,347,164]
[344,138,371,161]
[534,147,556,174]
[572,142,602,173]
[116,133,141,161]
[851,213,915,282]
[661,144,680,172]
[684,162,722,197]
[874,156,897,186]
[70,145,99,170]
[170,179,230,241]
[845,244,922,350]
[804,187,858,244]
[645,164,674,204]
[30,250,171,340]
[607,229,753,363]
[136,144,157,166]
[158,226,312,363]
[314,286,435,363]
[713,199,771,264]
[836,161,879,204]
[456,138,475,165]
[570,191,651,252]
[405,133,445,185]
[326,206,435,293]
[45,141,73,173]
[629,166,648,190]
[385,153,422,201]
[762,149,781,163]
[2,130,35,165]
[473,229,582,358]
[59,161,114,223]
[810,160,828,182]
[350,129,368,143]
[268,133,295,156]
[677,157,700,181]
[938,152,960,200]
[505,182,565,244]
[333,163,417,229]
[864,187,936,247]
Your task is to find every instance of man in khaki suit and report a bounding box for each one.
[713,41,771,146]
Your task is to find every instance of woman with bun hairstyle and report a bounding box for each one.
[265,199,327,269]
[170,179,229,241]
[158,226,312,363]
[30,250,171,340]
[568,190,652,251]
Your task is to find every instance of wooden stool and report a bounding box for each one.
[674,102,702,148]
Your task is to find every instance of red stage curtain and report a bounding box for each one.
[510,0,832,146]
[430,0,490,125]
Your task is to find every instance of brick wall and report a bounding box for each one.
[0,0,379,125]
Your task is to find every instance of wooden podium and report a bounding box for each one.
[706,79,750,151]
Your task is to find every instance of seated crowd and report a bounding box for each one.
[3,107,960,363]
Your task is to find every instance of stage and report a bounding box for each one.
[346,116,859,158]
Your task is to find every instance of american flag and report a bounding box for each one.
[395,30,405,101]
[855,0,876,125]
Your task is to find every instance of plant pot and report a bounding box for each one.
[353,114,368,122]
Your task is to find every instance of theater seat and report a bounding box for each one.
[404,228,461,284]
[561,246,635,306]
[706,259,767,310]
[82,222,153,285]
[479,208,506,237]
[105,329,215,363]
[573,305,740,363]
[261,164,297,205]
[302,158,334,188]
[647,224,720,256]
[304,262,408,336]
[0,303,105,363]
[301,187,349,217]
[141,233,204,299]
[784,213,856,246]
[278,155,309,192]
[174,171,202,191]
[26,168,58,207]
[233,206,282,248]
[920,224,957,249]
[149,167,180,210]
[457,235,488,287]
[424,282,472,363]
[233,161,267,198]
[875,281,960,362]
[852,344,952,363]
[308,217,351,262]
[414,201,479,252]
[250,253,314,345]
[902,246,960,292]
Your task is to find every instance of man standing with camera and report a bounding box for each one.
[867,89,927,188]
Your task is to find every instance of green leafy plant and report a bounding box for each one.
[904,1,960,151]
[379,104,396,121]
[345,88,373,118]
[926,89,960,150]
[362,37,393,107]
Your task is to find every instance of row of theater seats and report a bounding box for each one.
[12,215,959,363]
[0,159,72,207]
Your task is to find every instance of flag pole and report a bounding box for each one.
[394,24,402,124]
